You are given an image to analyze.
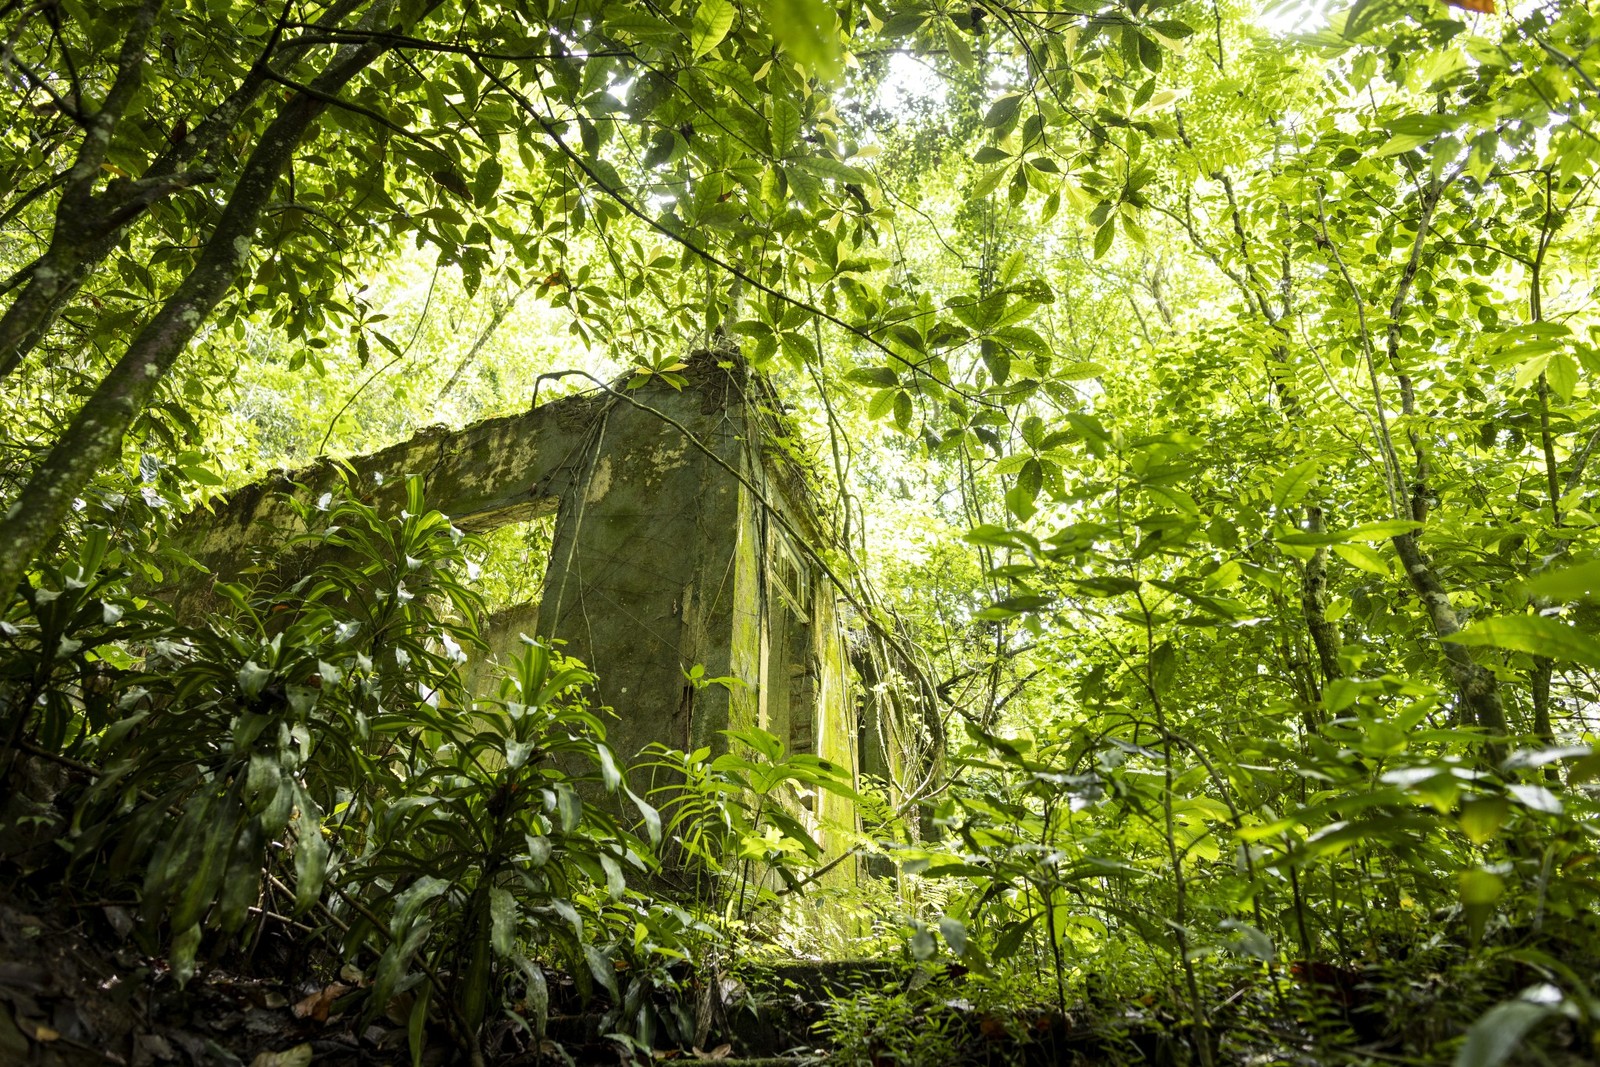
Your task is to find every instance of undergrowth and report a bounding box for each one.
[2,476,1598,1067]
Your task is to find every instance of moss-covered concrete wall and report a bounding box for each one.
[172,354,876,881]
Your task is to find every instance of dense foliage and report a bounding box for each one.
[3,0,1600,1064]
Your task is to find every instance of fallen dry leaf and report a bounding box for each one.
[31,1024,59,1042]
[691,1044,732,1061]
[249,1044,313,1067]
[292,983,350,1022]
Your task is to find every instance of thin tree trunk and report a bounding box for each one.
[1531,658,1559,781]
[1300,506,1341,697]
[0,9,412,603]
[1316,178,1507,737]
[1390,531,1507,732]
[0,0,367,378]
[0,0,164,376]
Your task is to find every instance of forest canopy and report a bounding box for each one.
[2,0,1600,1064]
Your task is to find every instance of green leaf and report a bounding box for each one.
[408,985,430,1067]
[691,0,736,57]
[1524,560,1600,603]
[771,98,801,155]
[893,390,913,432]
[1444,615,1600,667]
[473,156,503,208]
[1507,784,1563,815]
[1275,519,1423,546]
[1093,219,1115,259]
[1344,0,1416,40]
[762,0,844,82]
[1546,353,1578,400]
[1454,999,1559,1067]
[1459,868,1504,908]
[554,783,583,832]
[238,660,270,699]
[597,744,623,791]
[1332,542,1390,576]
[1271,458,1320,509]
[881,11,925,37]
[627,788,662,845]
[789,154,870,184]
[1220,920,1275,962]
[939,916,967,956]
[584,945,619,997]
[171,923,203,987]
[1005,485,1037,523]
[983,345,1011,385]
[846,366,898,388]
[489,887,516,956]
[984,94,1023,130]
[1458,796,1509,845]
[867,387,897,420]
[600,853,625,899]
[519,960,549,1041]
[292,791,329,913]
[971,162,1008,199]
[1056,361,1105,380]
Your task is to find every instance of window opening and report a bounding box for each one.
[766,530,817,761]
[470,512,557,615]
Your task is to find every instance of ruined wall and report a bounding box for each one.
[172,355,880,880]
[169,390,607,605]
[532,366,746,780]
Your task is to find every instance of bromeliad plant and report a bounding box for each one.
[63,475,487,982]
[0,475,660,1059]
[337,636,654,1047]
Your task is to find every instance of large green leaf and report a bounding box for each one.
[762,0,844,81]
[1444,615,1600,667]
[691,0,737,57]
[1454,999,1559,1067]
[1524,560,1600,603]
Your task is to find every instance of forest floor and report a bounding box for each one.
[3,883,1592,1067]
[0,884,1186,1067]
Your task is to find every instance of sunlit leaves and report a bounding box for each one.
[1444,615,1600,668]
[1270,459,1321,510]
[691,0,737,58]
[762,0,845,82]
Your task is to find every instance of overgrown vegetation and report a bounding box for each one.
[3,0,1599,1064]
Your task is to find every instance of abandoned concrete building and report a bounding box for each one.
[176,353,939,875]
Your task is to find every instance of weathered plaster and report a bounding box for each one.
[171,354,920,885]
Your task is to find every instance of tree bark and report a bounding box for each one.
[0,0,164,376]
[0,10,410,603]
[0,0,368,378]
[1390,531,1506,733]
[1300,506,1341,694]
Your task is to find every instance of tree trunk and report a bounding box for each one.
[0,0,368,378]
[1391,531,1507,733]
[0,0,164,376]
[0,16,407,603]
[1300,506,1341,697]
